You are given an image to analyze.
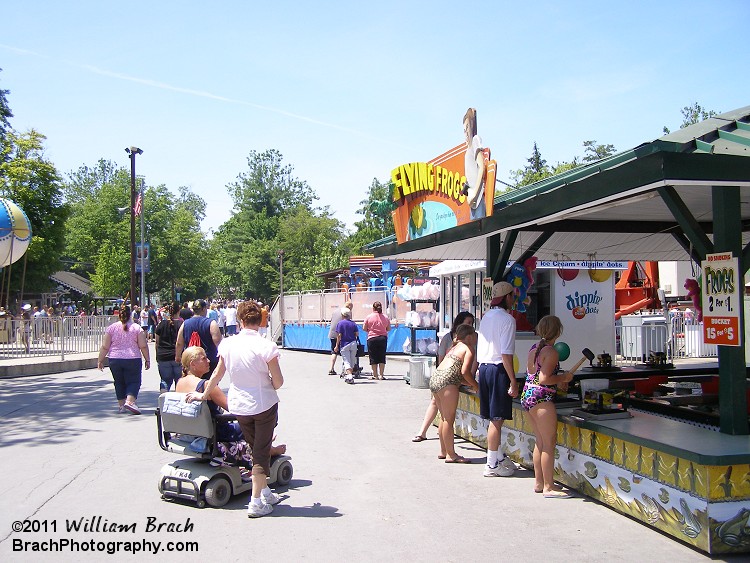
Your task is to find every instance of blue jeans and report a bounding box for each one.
[109,358,142,400]
[157,360,182,391]
[226,325,237,336]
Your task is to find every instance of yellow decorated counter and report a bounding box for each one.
[450,387,750,555]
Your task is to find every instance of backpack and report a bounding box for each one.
[187,330,202,348]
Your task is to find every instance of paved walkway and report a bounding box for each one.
[0,346,715,562]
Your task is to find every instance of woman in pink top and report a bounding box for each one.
[363,301,391,380]
[97,305,150,414]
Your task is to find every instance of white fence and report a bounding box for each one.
[0,315,117,360]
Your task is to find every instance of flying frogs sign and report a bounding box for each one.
[701,253,742,346]
[391,108,497,244]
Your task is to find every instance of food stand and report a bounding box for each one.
[371,106,750,554]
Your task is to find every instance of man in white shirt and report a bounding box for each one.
[476,281,518,477]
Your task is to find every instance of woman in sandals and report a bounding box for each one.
[429,323,478,463]
[521,315,574,498]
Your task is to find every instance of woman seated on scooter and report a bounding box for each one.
[176,346,286,471]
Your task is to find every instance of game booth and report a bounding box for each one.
[370,106,750,555]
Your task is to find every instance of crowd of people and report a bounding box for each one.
[95,284,580,518]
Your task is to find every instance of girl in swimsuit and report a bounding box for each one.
[429,324,479,464]
[522,316,574,498]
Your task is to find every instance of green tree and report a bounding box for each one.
[347,177,396,253]
[582,140,616,162]
[510,142,551,187]
[0,69,12,161]
[0,129,68,292]
[211,149,347,300]
[64,162,209,302]
[663,102,718,134]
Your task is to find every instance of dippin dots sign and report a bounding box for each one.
[565,290,603,320]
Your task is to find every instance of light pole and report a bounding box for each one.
[125,146,142,307]
[278,249,284,347]
[138,177,146,308]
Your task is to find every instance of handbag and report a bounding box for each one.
[356,342,366,357]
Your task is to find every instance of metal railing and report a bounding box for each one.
[613,311,717,366]
[0,315,117,360]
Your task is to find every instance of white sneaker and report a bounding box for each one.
[499,456,517,474]
[247,501,273,518]
[263,491,281,506]
[483,457,515,477]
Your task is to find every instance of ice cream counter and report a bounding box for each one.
[449,374,750,555]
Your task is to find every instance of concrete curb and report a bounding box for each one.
[0,357,103,378]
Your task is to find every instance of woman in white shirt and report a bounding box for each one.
[187,300,284,518]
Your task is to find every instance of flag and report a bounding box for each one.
[134,190,142,217]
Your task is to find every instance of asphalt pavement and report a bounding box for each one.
[0,346,720,562]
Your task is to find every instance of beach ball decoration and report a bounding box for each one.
[557,267,578,284]
[588,269,612,283]
[553,341,571,361]
[0,198,32,267]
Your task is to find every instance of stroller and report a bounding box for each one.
[156,392,293,508]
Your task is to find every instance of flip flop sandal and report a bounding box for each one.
[543,491,573,499]
[412,435,426,442]
[437,455,446,459]
[444,456,472,464]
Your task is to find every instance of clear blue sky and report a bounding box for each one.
[2,1,748,234]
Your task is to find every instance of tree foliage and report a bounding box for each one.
[662,102,718,134]
[210,149,347,300]
[347,177,396,253]
[510,140,616,189]
[0,129,68,292]
[63,161,208,302]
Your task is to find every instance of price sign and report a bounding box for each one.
[701,253,742,346]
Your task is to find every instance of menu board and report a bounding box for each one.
[701,252,742,346]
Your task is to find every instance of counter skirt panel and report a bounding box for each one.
[448,388,750,555]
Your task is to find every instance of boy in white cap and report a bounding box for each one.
[476,281,518,477]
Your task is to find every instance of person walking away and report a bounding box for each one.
[430,324,478,462]
[147,304,158,342]
[363,301,390,380]
[521,316,575,498]
[207,302,219,325]
[259,303,269,338]
[224,302,238,336]
[335,307,359,384]
[217,303,226,336]
[97,305,150,414]
[476,282,518,477]
[175,299,222,376]
[186,300,284,518]
[155,302,184,393]
[413,312,475,442]
[327,301,352,375]
[179,302,194,320]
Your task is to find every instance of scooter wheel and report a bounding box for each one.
[204,475,232,508]
[276,460,293,486]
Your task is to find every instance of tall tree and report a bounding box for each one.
[0,129,68,292]
[510,142,551,187]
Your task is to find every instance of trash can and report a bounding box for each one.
[408,356,432,389]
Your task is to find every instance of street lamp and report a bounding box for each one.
[278,249,284,347]
[125,146,142,307]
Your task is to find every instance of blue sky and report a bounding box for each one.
[2,1,748,234]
